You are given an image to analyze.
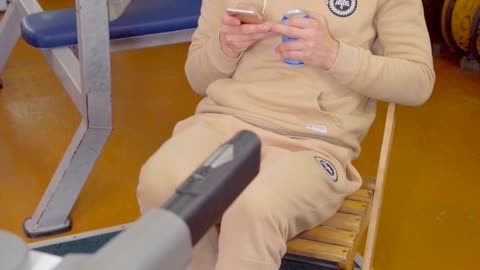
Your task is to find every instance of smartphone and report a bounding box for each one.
[226,8,264,24]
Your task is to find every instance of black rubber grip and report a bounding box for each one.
[162,130,261,245]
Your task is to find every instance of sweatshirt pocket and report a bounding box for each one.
[317,85,367,115]
[312,90,345,129]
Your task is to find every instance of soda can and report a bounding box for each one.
[281,9,309,66]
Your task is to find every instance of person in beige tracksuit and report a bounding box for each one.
[137,0,435,269]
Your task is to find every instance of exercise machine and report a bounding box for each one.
[0,0,201,237]
[1,130,261,270]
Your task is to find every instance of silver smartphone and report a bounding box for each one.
[225,8,264,24]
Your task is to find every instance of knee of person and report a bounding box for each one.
[223,193,285,235]
[137,158,181,213]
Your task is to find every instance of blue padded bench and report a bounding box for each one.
[21,0,201,48]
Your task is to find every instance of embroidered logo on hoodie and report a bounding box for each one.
[328,0,357,17]
[314,156,338,182]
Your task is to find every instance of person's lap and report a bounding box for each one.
[137,113,359,269]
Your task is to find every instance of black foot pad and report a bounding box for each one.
[23,217,72,239]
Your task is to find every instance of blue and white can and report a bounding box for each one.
[281,9,309,66]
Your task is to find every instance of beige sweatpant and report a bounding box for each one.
[137,113,362,270]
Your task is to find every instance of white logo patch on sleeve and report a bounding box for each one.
[314,156,338,182]
[328,0,357,17]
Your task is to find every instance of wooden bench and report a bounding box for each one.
[285,103,396,270]
[285,176,375,269]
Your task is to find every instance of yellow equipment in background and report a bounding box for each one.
[424,0,479,70]
[441,0,480,56]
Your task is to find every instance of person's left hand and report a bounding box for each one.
[271,14,339,70]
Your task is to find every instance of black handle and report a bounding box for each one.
[162,130,261,245]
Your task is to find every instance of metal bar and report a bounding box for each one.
[23,119,79,236]
[42,48,85,116]
[17,0,42,15]
[79,210,192,270]
[24,0,112,238]
[109,29,195,53]
[0,0,22,75]
[0,0,83,112]
[28,223,130,249]
[23,121,111,237]
[77,0,112,129]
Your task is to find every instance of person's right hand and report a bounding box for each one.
[219,11,276,59]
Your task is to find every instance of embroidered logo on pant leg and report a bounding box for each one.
[314,156,338,182]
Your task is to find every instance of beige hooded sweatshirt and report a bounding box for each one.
[185,0,435,164]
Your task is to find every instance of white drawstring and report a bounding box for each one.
[261,0,267,15]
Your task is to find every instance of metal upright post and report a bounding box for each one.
[23,0,113,238]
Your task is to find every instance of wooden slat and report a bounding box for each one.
[339,200,368,216]
[347,194,375,270]
[287,238,349,265]
[324,213,362,232]
[361,176,376,190]
[297,226,356,248]
[363,103,396,270]
[347,188,373,203]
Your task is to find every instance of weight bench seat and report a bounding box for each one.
[285,176,376,269]
[20,0,201,48]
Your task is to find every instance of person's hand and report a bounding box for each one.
[271,14,339,70]
[219,5,276,59]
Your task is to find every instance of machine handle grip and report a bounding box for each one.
[162,130,261,245]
